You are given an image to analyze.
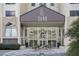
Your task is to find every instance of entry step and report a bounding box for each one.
[20,46,26,50]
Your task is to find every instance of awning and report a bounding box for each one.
[20,5,65,26]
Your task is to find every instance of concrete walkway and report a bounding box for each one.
[2,46,68,56]
[0,50,13,56]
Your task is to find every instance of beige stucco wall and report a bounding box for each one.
[64,17,78,46]
[0,4,2,37]
[61,3,79,46]
[0,4,3,43]
[20,3,31,15]
[0,3,21,44]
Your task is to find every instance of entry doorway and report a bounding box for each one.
[23,27,63,48]
[29,40,38,48]
[39,40,47,48]
[48,40,56,48]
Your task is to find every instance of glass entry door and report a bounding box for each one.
[48,40,56,48]
[26,27,59,48]
[39,40,47,47]
[29,40,38,48]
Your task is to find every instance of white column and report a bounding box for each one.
[46,28,48,46]
[51,27,54,47]
[23,26,25,45]
[50,27,52,47]
[61,27,63,46]
[17,4,21,44]
[18,22,21,44]
[56,27,59,47]
[27,28,29,47]
[0,4,3,43]
[37,28,40,46]
[0,24,2,43]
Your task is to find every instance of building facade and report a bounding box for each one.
[0,3,79,48]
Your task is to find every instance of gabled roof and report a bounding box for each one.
[20,5,65,22]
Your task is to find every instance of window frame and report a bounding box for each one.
[4,3,15,17]
[31,3,35,6]
[5,3,15,5]
[5,25,17,37]
[5,11,15,17]
[70,10,79,16]
[39,3,46,6]
[50,3,54,6]
[70,3,79,4]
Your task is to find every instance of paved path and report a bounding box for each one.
[1,46,68,56]
[0,50,13,56]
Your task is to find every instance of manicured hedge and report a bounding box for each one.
[0,44,20,50]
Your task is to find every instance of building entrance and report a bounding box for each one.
[23,27,63,48]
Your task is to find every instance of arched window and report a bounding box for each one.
[5,23,17,37]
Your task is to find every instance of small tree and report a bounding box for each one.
[66,18,79,55]
[67,18,79,40]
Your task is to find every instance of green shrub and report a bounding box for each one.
[66,40,79,56]
[66,18,79,56]
[0,44,20,50]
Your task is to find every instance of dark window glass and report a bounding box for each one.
[43,3,46,6]
[39,3,46,6]
[31,3,35,6]
[70,3,79,4]
[50,3,54,6]
[5,3,15,5]
[6,11,15,16]
[70,10,79,16]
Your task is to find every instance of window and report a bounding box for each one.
[50,3,54,6]
[31,3,35,6]
[70,10,79,16]
[39,3,46,6]
[38,16,47,21]
[5,23,17,37]
[6,11,15,16]
[29,30,37,39]
[70,3,79,4]
[4,3,15,17]
[5,3,15,5]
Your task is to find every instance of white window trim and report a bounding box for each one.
[5,25,17,37]
[3,3,16,17]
